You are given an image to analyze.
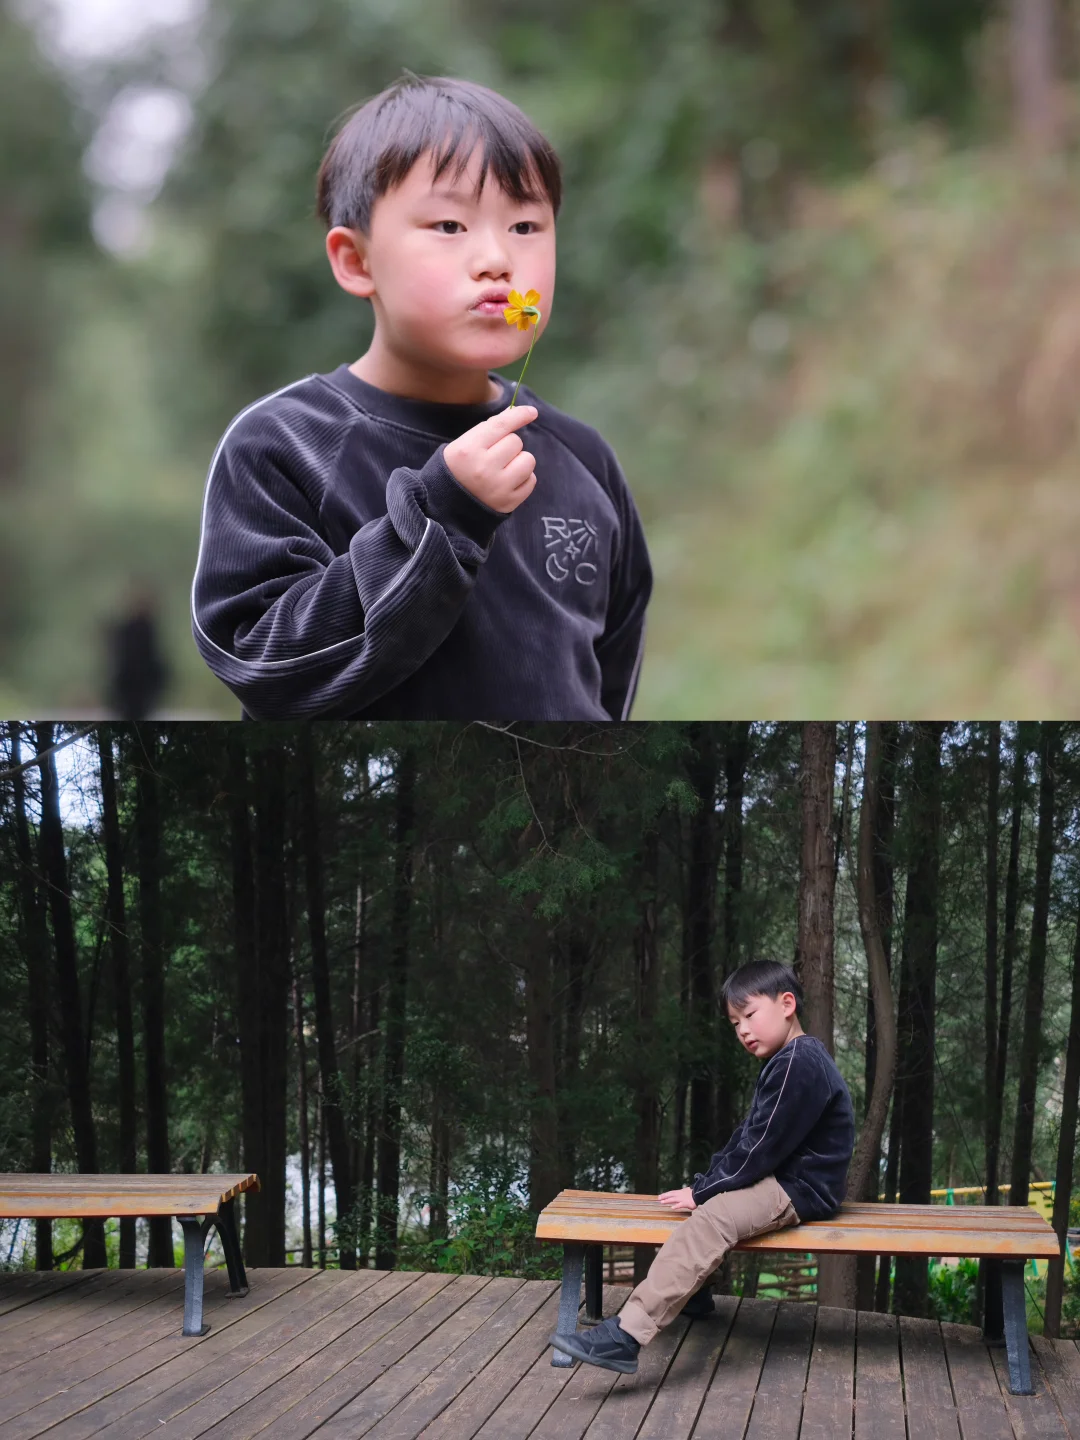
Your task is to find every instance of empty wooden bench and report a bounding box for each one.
[536,1189,1061,1394]
[0,1173,259,1336]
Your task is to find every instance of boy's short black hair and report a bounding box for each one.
[722,960,804,1016]
[316,72,562,233]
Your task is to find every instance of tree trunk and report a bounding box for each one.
[298,728,355,1268]
[716,722,751,1148]
[252,737,290,1267]
[1009,722,1058,1210]
[821,723,897,1309]
[632,824,662,1284]
[1044,862,1080,1336]
[984,721,1001,1211]
[685,724,718,1177]
[796,722,837,1050]
[556,932,589,1188]
[226,728,264,1266]
[293,962,313,1268]
[524,915,560,1214]
[35,724,108,1268]
[9,723,53,1270]
[861,721,897,1309]
[992,726,1027,1201]
[1009,0,1061,154]
[134,725,173,1268]
[97,725,139,1269]
[375,748,415,1268]
[894,722,945,1319]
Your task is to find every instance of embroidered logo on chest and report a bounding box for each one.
[541,516,599,585]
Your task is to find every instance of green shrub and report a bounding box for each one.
[928,1256,978,1325]
[396,1191,563,1281]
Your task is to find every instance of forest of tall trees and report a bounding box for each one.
[0,721,1077,1335]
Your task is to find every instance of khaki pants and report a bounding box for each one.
[618,1175,799,1345]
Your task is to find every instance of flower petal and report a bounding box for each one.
[507,289,525,308]
[517,316,530,330]
[524,289,541,307]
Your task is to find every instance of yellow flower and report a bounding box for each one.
[504,288,542,331]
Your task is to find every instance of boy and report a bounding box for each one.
[191,72,652,720]
[550,960,855,1373]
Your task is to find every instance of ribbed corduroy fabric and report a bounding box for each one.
[191,364,652,720]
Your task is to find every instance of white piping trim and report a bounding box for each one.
[619,619,647,720]
[190,378,434,671]
[707,1036,800,1190]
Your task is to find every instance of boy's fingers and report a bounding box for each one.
[482,405,538,442]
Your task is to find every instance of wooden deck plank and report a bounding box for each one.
[227,1273,490,1439]
[578,1316,692,1440]
[941,1322,1015,1440]
[693,1297,777,1440]
[410,1281,562,1439]
[798,1305,854,1440]
[1030,1337,1080,1439]
[854,1311,906,1440]
[633,1296,739,1440]
[155,1270,457,1440]
[989,1345,1070,1439]
[0,1270,100,1321]
[57,1270,387,1440]
[1,1268,313,1439]
[313,1277,537,1438]
[0,1270,133,1362]
[744,1302,815,1440]
[898,1315,961,1440]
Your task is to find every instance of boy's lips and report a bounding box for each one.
[471,289,510,316]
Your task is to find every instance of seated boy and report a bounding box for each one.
[191,72,652,720]
[550,960,855,1373]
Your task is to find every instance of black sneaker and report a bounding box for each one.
[680,1288,716,1319]
[549,1314,641,1373]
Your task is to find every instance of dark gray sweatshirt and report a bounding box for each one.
[191,364,652,719]
[690,1034,855,1221]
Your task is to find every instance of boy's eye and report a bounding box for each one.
[433,220,463,234]
[512,221,536,235]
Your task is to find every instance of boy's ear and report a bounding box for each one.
[326,226,375,300]
[782,990,797,1018]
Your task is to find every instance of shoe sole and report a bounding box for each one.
[549,1331,638,1373]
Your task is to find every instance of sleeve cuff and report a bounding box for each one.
[419,445,509,550]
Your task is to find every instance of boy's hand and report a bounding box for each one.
[443,405,538,514]
[658,1187,697,1211]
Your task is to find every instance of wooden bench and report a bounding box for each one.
[0,1173,259,1336]
[536,1189,1062,1394]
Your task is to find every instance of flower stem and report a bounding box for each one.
[510,324,539,408]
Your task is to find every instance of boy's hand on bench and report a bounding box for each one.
[444,405,539,514]
[658,1186,697,1211]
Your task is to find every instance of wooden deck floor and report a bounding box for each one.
[0,1266,1077,1438]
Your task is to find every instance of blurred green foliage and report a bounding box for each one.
[3,0,1079,714]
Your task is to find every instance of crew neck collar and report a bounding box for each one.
[321,363,514,439]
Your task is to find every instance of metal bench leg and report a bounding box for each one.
[1000,1260,1034,1395]
[215,1199,249,1297]
[551,1242,585,1367]
[584,1243,603,1323]
[982,1258,1003,1343]
[178,1216,213,1337]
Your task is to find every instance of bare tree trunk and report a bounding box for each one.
[253,738,290,1267]
[1009,722,1058,1210]
[1009,0,1062,154]
[633,824,662,1285]
[797,723,837,1051]
[134,725,173,1268]
[375,748,415,1268]
[984,722,1002,1204]
[98,725,138,1269]
[894,722,945,1319]
[820,724,897,1309]
[298,728,355,1268]
[685,724,718,1177]
[524,914,560,1214]
[317,1077,327,1269]
[715,722,750,1151]
[9,723,53,1270]
[226,728,264,1266]
[1044,865,1080,1336]
[36,724,109,1269]
[993,727,1027,1199]
[293,963,313,1268]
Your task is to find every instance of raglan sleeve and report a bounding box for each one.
[689,1044,829,1205]
[191,412,508,718]
[593,440,652,721]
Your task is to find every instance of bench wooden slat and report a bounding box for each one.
[0,1174,259,1218]
[534,1193,1061,1259]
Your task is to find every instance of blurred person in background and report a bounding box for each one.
[103,581,171,719]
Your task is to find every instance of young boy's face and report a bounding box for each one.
[327,142,556,389]
[726,990,799,1060]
